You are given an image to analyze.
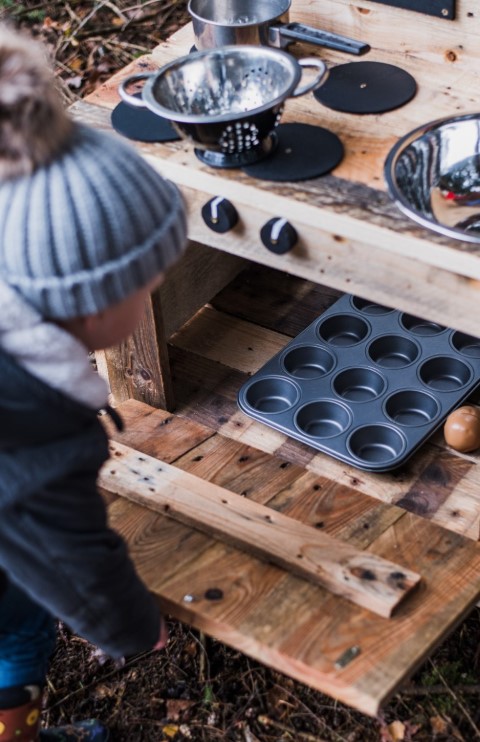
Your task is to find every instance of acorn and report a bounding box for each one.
[444,405,480,453]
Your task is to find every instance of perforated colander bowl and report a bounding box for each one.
[119,46,328,166]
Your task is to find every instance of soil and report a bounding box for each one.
[43,612,480,741]
[4,2,480,740]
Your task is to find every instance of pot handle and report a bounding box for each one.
[118,73,153,108]
[275,23,370,56]
[291,58,329,98]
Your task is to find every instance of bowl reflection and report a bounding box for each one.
[385,113,480,243]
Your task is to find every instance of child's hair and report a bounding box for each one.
[0,25,73,178]
[0,24,187,320]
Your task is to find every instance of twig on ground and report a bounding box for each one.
[401,683,480,696]
[258,715,329,742]
[428,659,480,738]
[44,649,157,712]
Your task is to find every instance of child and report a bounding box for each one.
[0,24,187,741]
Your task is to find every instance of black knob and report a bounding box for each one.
[202,197,239,233]
[260,218,298,254]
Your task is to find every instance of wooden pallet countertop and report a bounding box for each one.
[99,265,480,716]
[73,1,480,337]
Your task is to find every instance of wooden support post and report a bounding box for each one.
[95,241,246,411]
[96,288,175,410]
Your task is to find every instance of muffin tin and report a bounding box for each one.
[237,294,480,471]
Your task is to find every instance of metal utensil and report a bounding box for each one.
[385,113,480,243]
[188,0,370,56]
[118,46,328,167]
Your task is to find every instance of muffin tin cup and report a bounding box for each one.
[282,344,336,379]
[243,376,300,414]
[237,294,480,471]
[295,400,352,439]
[347,424,407,467]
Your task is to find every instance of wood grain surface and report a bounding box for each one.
[72,8,480,337]
[104,399,480,716]
[97,263,480,716]
[100,440,421,617]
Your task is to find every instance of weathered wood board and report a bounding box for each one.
[100,441,422,618]
[98,264,480,716]
[104,399,480,717]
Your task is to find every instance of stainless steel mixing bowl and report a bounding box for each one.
[385,113,480,243]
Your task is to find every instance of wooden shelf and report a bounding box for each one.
[100,263,480,716]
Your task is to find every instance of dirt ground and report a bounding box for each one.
[4,2,480,740]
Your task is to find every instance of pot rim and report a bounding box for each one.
[187,0,291,27]
[141,46,302,125]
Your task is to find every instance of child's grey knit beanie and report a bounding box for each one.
[0,25,187,320]
[0,124,187,319]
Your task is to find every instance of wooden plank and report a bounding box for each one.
[166,326,480,540]
[210,264,342,337]
[100,440,421,617]
[289,0,479,55]
[171,305,290,373]
[173,434,306,505]
[96,289,174,410]
[158,241,246,339]
[105,401,480,716]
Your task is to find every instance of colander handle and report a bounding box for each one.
[118,73,153,108]
[291,58,329,98]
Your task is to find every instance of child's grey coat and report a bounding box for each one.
[0,347,161,658]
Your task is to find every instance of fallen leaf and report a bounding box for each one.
[92,683,117,700]
[166,699,195,721]
[388,720,406,741]
[430,715,449,734]
[162,724,179,739]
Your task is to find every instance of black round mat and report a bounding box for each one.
[111,93,181,143]
[314,61,417,114]
[242,123,344,182]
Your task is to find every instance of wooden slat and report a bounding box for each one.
[105,401,480,716]
[100,440,421,617]
[165,301,480,541]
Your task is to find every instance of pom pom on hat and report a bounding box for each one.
[0,25,187,319]
[0,24,73,178]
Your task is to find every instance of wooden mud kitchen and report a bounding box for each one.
[71,0,480,716]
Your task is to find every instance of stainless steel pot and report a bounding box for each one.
[118,46,329,168]
[188,0,370,56]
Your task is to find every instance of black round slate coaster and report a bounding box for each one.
[111,92,181,143]
[242,123,344,182]
[314,61,417,114]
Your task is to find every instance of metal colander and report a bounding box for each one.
[147,47,305,122]
[118,46,328,167]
